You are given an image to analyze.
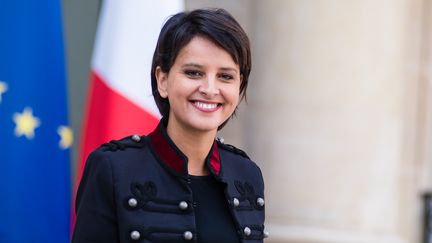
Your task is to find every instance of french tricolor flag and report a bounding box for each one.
[74,0,183,223]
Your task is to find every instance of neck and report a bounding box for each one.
[166,121,217,176]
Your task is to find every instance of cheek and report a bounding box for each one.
[166,80,183,99]
[167,78,195,96]
[225,87,241,105]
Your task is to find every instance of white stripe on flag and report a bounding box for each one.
[92,0,184,117]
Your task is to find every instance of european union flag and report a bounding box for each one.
[0,1,71,242]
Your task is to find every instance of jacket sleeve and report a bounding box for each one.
[72,151,119,243]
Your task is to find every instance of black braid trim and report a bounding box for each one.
[101,135,147,152]
[127,227,195,242]
[216,141,250,159]
[230,180,264,211]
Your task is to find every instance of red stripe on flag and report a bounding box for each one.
[72,70,159,229]
[79,70,159,172]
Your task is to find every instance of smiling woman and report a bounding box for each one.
[155,36,241,138]
[73,8,267,243]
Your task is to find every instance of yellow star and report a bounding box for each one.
[0,81,8,103]
[13,107,41,139]
[57,126,73,149]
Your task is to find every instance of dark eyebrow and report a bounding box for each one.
[220,67,238,73]
[181,63,203,69]
[181,63,238,73]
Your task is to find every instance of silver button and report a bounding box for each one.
[183,231,193,240]
[179,201,188,210]
[233,198,240,207]
[128,198,138,208]
[130,230,140,240]
[263,230,269,238]
[131,134,141,142]
[257,197,265,207]
[244,227,251,236]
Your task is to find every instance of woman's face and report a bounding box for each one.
[156,36,241,134]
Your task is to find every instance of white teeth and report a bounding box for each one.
[194,101,218,110]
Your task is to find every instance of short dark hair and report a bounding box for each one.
[151,8,251,130]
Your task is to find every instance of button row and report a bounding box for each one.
[232,197,265,207]
[130,230,193,241]
[128,198,189,211]
[131,228,268,241]
[242,227,269,238]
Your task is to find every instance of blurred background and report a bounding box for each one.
[63,0,432,242]
[3,0,430,242]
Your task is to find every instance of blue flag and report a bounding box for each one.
[0,1,71,242]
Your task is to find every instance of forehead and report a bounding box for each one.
[174,36,239,69]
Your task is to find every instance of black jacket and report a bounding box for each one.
[73,121,266,242]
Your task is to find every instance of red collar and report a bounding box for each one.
[148,120,221,176]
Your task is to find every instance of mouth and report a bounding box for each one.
[191,100,222,112]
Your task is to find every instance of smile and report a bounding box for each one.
[191,101,221,112]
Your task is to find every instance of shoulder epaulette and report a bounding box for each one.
[101,134,147,152]
[216,138,250,159]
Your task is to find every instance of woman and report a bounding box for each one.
[73,8,267,243]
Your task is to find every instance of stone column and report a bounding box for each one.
[246,1,423,242]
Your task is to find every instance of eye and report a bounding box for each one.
[218,73,234,81]
[184,69,203,79]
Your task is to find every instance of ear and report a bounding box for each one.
[155,66,168,98]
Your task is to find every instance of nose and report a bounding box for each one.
[198,76,220,97]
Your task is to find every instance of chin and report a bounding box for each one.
[192,124,220,132]
[188,119,222,132]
